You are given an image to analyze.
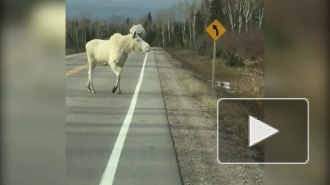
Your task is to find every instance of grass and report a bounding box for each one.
[169,49,264,98]
[175,68,218,116]
[215,49,245,67]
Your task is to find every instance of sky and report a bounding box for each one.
[66,0,190,19]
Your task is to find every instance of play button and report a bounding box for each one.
[249,116,279,147]
[217,98,309,164]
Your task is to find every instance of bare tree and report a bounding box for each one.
[168,5,177,42]
[235,0,243,34]
[200,0,211,28]
[188,9,192,47]
[167,17,171,47]
[155,10,166,47]
[167,5,175,47]
[79,13,91,45]
[72,20,79,49]
[242,0,258,32]
[177,1,187,45]
[190,2,197,46]
[257,1,264,29]
[183,0,192,46]
[161,11,166,47]
[223,0,235,31]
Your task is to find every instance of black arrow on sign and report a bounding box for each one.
[212,25,219,36]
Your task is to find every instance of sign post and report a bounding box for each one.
[206,19,227,87]
[212,41,216,87]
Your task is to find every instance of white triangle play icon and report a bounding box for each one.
[249,116,279,147]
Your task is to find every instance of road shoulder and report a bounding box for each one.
[155,50,264,185]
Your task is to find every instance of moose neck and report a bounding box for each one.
[122,35,135,54]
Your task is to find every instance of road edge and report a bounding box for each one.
[154,51,184,185]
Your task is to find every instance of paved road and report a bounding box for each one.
[65,50,182,185]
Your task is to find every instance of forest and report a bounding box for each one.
[66,0,264,60]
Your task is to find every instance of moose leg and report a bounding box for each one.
[89,62,97,93]
[86,57,92,92]
[86,74,91,92]
[116,66,122,94]
[110,63,122,94]
[87,59,96,93]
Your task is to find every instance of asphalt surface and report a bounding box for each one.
[65,50,182,185]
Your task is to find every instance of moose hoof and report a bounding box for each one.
[112,86,118,94]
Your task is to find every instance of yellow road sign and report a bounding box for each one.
[206,19,227,41]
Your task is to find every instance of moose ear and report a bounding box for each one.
[132,31,137,38]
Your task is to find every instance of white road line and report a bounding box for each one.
[99,52,149,185]
[65,53,85,59]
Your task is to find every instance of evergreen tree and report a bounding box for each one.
[210,0,225,23]
[195,11,204,34]
[125,18,130,33]
[143,12,154,44]
[144,12,153,29]
[147,12,152,22]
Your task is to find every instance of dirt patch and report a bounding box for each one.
[155,50,264,185]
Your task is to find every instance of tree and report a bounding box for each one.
[166,5,176,47]
[257,1,264,30]
[125,18,131,33]
[155,10,166,47]
[223,0,235,31]
[190,2,197,46]
[178,1,191,46]
[242,0,258,32]
[74,19,79,49]
[210,0,225,23]
[235,0,243,34]
[126,18,130,25]
[65,0,265,54]
[195,11,205,34]
[140,12,156,45]
[200,0,211,28]
[144,12,153,30]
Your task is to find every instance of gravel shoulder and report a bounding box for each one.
[155,50,264,185]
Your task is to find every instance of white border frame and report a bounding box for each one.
[217,98,309,165]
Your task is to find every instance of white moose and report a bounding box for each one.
[85,32,150,94]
